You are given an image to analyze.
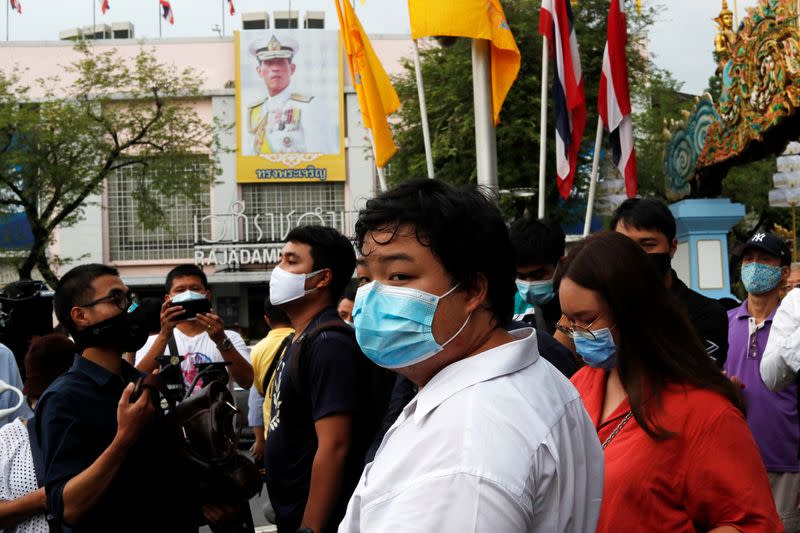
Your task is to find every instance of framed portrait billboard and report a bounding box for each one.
[235,30,346,183]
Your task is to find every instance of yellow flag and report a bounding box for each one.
[335,0,400,168]
[408,0,520,124]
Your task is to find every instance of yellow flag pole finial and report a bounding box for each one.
[636,0,642,15]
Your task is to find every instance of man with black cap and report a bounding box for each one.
[724,231,799,532]
[246,34,333,155]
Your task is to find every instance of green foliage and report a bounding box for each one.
[389,0,664,222]
[0,42,222,286]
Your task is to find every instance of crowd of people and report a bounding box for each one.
[0,178,799,532]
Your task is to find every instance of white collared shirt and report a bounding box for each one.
[339,328,604,533]
[761,288,800,390]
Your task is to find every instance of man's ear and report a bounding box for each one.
[70,306,90,329]
[669,238,678,258]
[315,269,332,290]
[465,274,488,314]
[290,63,297,76]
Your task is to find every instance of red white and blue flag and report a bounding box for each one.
[598,0,637,197]
[539,0,586,199]
[100,0,110,14]
[160,0,174,24]
[228,0,235,16]
[10,0,21,14]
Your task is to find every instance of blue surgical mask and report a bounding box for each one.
[741,262,783,295]
[352,281,471,369]
[516,279,555,306]
[573,327,617,370]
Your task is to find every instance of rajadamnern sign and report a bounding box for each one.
[235,30,346,183]
[193,201,353,266]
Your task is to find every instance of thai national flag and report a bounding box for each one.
[598,0,637,197]
[10,0,21,14]
[100,0,110,14]
[228,0,235,15]
[160,0,174,24]
[539,0,586,199]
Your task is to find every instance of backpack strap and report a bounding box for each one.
[26,417,45,488]
[263,333,294,394]
[290,320,355,398]
[166,333,179,357]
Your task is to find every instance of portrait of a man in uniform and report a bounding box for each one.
[245,33,339,155]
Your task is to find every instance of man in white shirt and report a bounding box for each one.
[761,286,800,391]
[246,34,336,155]
[135,264,252,391]
[340,178,603,532]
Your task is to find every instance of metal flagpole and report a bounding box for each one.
[412,39,434,179]
[368,131,388,192]
[472,39,498,190]
[92,0,96,39]
[159,1,162,39]
[221,0,225,36]
[583,117,604,237]
[538,37,549,219]
[6,0,9,41]
[539,37,550,219]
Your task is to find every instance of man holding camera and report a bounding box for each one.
[135,264,253,391]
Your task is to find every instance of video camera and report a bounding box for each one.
[0,280,54,379]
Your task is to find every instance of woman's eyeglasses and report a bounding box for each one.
[556,316,601,341]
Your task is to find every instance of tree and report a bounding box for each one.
[0,42,221,287]
[388,0,660,222]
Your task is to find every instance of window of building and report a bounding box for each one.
[107,158,211,261]
[240,182,346,240]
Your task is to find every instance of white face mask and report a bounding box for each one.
[269,265,324,305]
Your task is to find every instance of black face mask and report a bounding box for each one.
[74,310,149,353]
[648,252,672,278]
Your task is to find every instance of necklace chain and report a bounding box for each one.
[602,411,633,450]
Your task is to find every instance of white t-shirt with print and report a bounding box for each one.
[135,328,250,391]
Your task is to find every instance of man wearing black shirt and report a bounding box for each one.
[611,198,729,366]
[264,226,389,533]
[37,264,189,532]
[509,216,565,335]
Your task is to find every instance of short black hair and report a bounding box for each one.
[610,198,676,242]
[284,225,356,303]
[54,263,120,334]
[509,217,565,266]
[263,291,291,325]
[340,278,359,303]
[165,264,208,293]
[354,178,515,325]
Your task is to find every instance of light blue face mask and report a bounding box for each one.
[573,327,617,370]
[516,279,555,306]
[352,281,471,369]
[741,262,783,295]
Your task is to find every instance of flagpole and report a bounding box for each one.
[92,0,96,39]
[411,39,434,179]
[221,0,225,36]
[6,0,9,41]
[368,130,388,192]
[159,1,162,39]
[472,39,498,190]
[538,38,549,219]
[583,117,604,237]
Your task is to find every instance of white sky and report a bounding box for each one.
[1,0,763,95]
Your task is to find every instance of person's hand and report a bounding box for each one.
[250,435,264,463]
[202,503,240,526]
[196,311,226,344]
[115,380,155,450]
[730,375,745,389]
[158,299,185,338]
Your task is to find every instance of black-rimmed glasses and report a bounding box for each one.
[80,289,136,312]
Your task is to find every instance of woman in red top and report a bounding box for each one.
[559,231,781,533]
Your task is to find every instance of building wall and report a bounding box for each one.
[6,35,412,339]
